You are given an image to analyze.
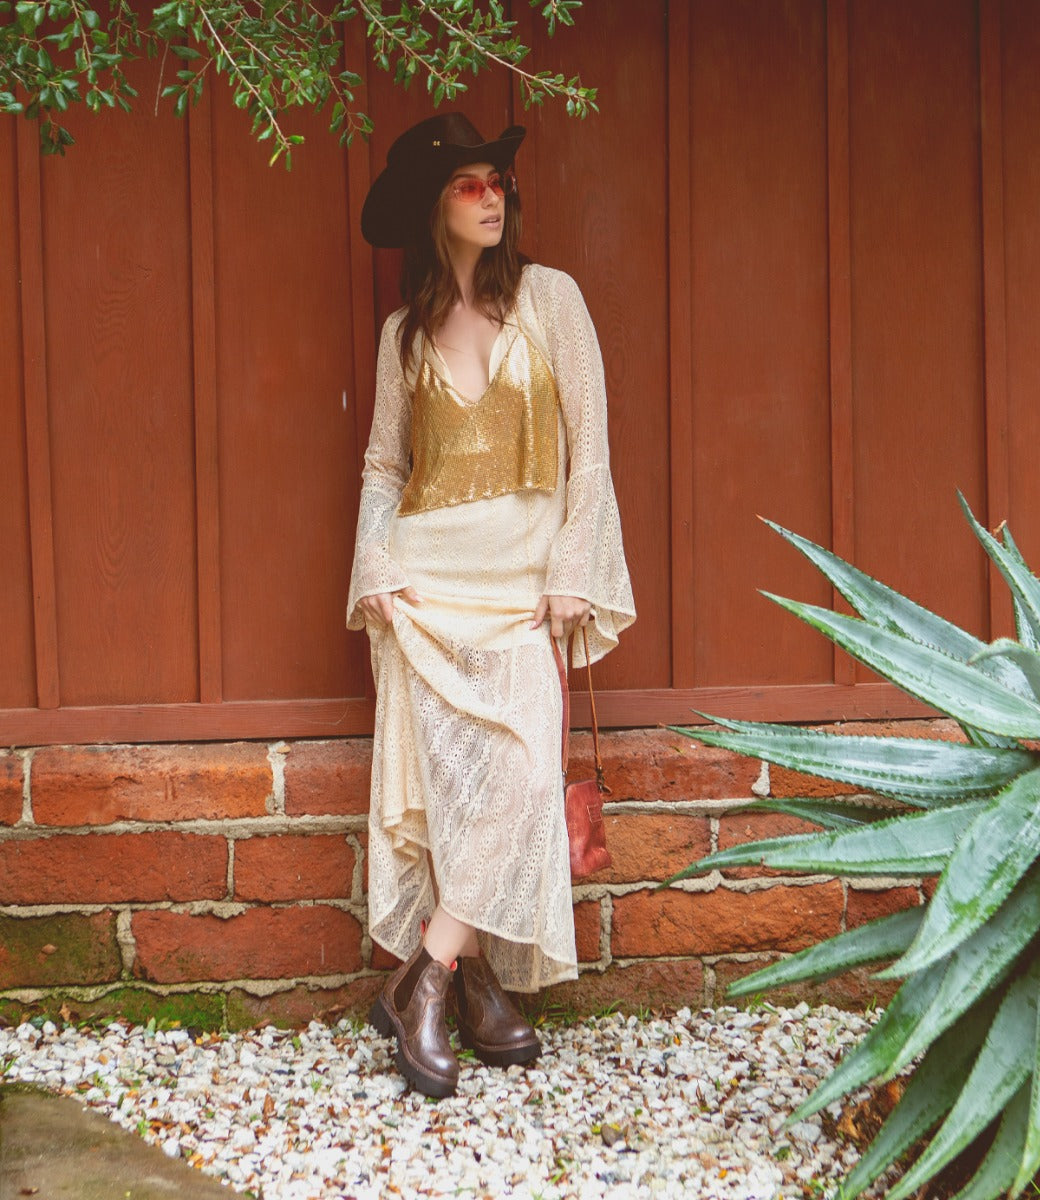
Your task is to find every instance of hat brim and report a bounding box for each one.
[361,125,526,249]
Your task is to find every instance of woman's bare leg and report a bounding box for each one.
[424,905,480,965]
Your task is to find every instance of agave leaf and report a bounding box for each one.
[674,718,1034,803]
[884,768,1040,977]
[961,723,1022,751]
[725,907,924,998]
[1000,523,1040,652]
[960,494,1040,646]
[1009,978,1040,1197]
[765,593,1040,739]
[972,640,1040,702]
[763,518,1031,695]
[948,1084,1031,1200]
[842,991,1004,1199]
[886,954,1040,1200]
[884,867,1040,1074]
[670,802,986,882]
[791,960,947,1120]
[745,797,903,829]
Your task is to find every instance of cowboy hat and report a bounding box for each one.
[361,113,525,248]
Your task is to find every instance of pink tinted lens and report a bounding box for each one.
[450,171,516,202]
[452,178,486,202]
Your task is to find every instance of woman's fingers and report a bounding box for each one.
[530,594,549,630]
[536,595,592,639]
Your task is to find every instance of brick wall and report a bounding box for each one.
[0,725,938,1029]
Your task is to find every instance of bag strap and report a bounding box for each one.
[552,626,608,792]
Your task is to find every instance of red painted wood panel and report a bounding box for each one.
[688,0,833,686]
[513,0,671,691]
[211,92,359,701]
[1000,0,1040,572]
[847,0,988,649]
[0,121,36,709]
[40,55,199,706]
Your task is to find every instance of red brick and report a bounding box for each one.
[234,835,356,901]
[0,753,22,825]
[0,833,227,904]
[132,905,363,982]
[846,885,921,928]
[717,811,821,879]
[586,813,710,884]
[612,882,843,957]
[0,912,121,988]
[524,959,706,1019]
[713,957,900,1011]
[32,743,271,826]
[370,943,400,972]
[226,981,382,1030]
[574,900,602,962]
[769,719,964,799]
[284,740,370,816]
[569,729,761,803]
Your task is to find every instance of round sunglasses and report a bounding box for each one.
[446,169,518,204]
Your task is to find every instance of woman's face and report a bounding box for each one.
[441,161,508,254]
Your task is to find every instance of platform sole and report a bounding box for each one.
[458,1029,542,1068]
[368,994,459,1099]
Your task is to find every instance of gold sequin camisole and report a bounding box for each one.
[396,325,560,516]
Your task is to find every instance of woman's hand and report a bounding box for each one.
[531,594,592,640]
[359,586,422,627]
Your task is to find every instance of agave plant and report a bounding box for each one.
[672,495,1040,1200]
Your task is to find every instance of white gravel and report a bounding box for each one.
[0,1003,876,1199]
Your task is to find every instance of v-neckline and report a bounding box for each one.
[426,323,520,405]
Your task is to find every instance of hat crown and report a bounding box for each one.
[387,113,487,166]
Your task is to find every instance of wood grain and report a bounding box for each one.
[15,118,60,709]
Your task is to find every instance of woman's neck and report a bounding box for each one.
[449,244,482,306]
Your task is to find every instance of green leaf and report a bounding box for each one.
[886,769,1040,977]
[950,1084,1031,1200]
[671,802,985,882]
[764,518,1033,697]
[1000,524,1040,652]
[1009,976,1040,1197]
[884,866,1040,1072]
[673,718,1035,803]
[766,593,1040,738]
[725,907,924,998]
[741,797,903,830]
[842,992,1003,1198]
[972,639,1040,702]
[792,960,948,1120]
[960,493,1040,646]
[886,954,1040,1200]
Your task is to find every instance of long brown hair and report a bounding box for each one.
[398,180,524,373]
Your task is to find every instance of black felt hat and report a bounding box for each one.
[361,113,525,248]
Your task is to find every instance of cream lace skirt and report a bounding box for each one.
[365,487,577,992]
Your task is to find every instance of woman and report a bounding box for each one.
[347,112,635,1098]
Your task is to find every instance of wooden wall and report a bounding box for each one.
[2,0,1038,745]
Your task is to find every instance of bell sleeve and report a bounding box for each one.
[534,267,636,665]
[346,311,413,630]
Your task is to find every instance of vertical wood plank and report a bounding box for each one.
[979,0,1011,636]
[15,120,60,709]
[344,13,378,483]
[669,0,696,689]
[827,0,856,683]
[343,18,378,700]
[0,120,37,710]
[508,2,541,264]
[188,91,223,703]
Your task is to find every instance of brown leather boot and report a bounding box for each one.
[454,954,541,1067]
[369,944,459,1098]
